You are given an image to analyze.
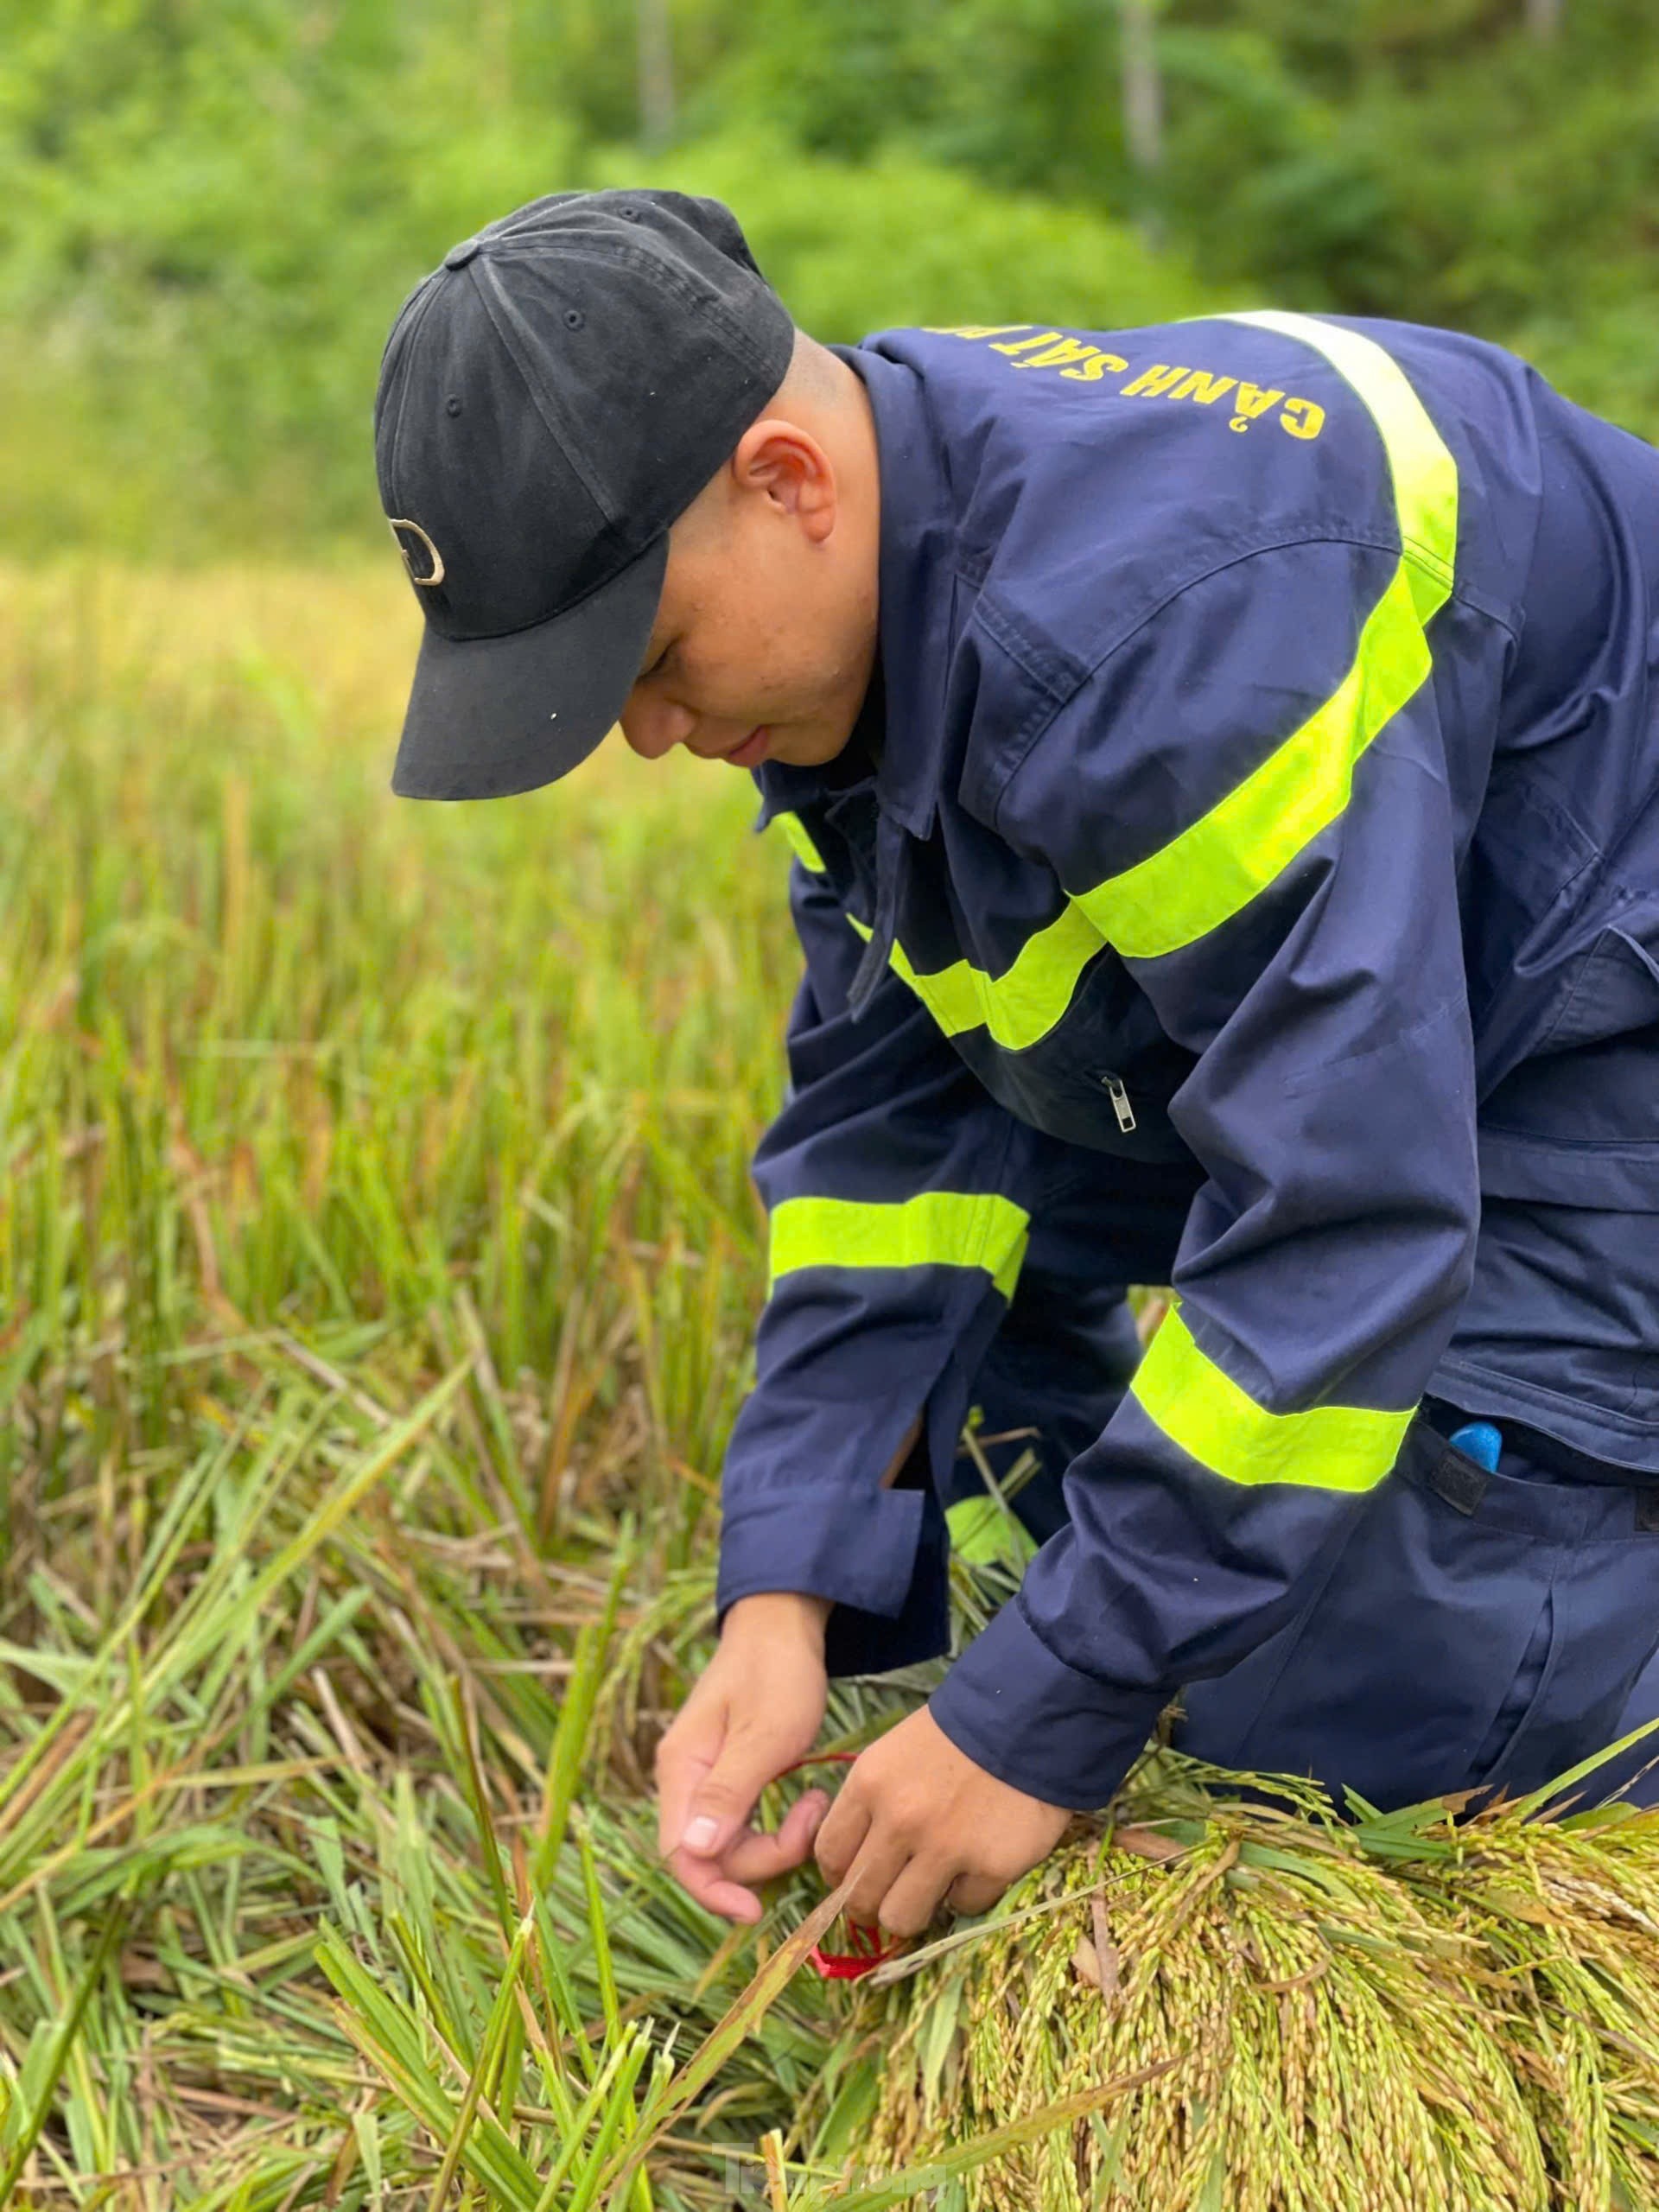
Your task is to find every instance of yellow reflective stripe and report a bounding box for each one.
[1077,310,1459,963]
[845,906,1105,1051]
[776,808,1093,1046]
[887,906,1103,1050]
[1075,562,1433,959]
[1131,1300,1411,1493]
[772,810,827,873]
[946,1493,1039,1568]
[768,1192,1030,1302]
[1231,310,1459,588]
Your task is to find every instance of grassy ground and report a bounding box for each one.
[1,560,945,2208]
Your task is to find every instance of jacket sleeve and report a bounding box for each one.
[925,531,1510,1808]
[715,822,1035,1676]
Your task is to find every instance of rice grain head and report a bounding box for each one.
[842,1749,1659,2211]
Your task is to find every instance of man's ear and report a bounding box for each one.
[728,418,836,543]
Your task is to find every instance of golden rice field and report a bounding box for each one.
[7,560,1659,2212]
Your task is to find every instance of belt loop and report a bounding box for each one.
[1428,1446,1488,1516]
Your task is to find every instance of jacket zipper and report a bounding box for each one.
[1101,1071,1137,1132]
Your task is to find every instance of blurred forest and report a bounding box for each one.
[3,0,1656,560]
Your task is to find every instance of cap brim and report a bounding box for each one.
[390,535,668,800]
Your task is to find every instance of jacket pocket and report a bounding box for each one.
[1052,950,1198,1162]
[1478,906,1659,1211]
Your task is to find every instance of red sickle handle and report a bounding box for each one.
[766,1750,906,1979]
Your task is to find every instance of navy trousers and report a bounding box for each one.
[936,1138,1659,1814]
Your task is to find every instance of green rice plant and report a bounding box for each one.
[0,556,828,2204]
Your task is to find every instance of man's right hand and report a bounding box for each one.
[653,1592,835,1924]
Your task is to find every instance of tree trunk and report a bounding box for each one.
[1120,0,1163,176]
[1524,0,1564,40]
[638,0,674,149]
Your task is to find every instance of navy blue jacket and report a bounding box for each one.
[713,310,1659,1811]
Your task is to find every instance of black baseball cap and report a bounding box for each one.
[374,188,797,800]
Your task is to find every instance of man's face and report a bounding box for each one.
[617,415,879,773]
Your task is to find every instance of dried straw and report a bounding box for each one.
[831,1733,1659,2211]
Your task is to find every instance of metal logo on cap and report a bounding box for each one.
[389,518,445,588]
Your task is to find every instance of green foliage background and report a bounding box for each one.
[3,0,1655,560]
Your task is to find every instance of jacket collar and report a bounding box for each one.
[753,340,954,842]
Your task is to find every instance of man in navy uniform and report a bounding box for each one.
[375,188,1659,1938]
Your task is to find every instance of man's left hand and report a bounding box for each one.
[811,1705,1074,1937]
